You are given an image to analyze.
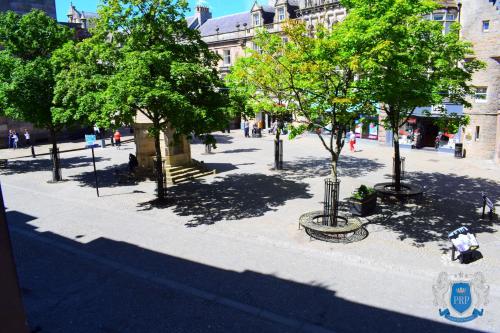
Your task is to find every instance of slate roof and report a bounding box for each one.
[199,12,251,36]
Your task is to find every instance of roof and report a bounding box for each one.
[199,12,251,36]
[81,11,98,18]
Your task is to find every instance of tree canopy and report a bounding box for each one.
[227,20,374,180]
[54,0,229,199]
[0,10,72,130]
[339,0,483,189]
[0,10,73,181]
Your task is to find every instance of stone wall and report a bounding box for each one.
[0,117,48,148]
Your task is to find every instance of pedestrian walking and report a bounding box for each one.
[113,130,121,149]
[349,130,356,152]
[12,131,19,149]
[435,132,441,150]
[243,120,250,138]
[24,129,31,147]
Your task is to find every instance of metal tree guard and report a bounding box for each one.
[322,179,340,227]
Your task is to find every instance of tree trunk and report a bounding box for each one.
[393,128,402,192]
[153,131,165,201]
[330,153,339,182]
[49,128,61,182]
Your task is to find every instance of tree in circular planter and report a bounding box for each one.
[229,20,375,238]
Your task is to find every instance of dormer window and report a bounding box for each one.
[253,13,261,26]
[278,7,286,22]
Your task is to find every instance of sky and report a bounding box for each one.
[55,0,257,22]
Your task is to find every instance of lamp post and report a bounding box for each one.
[457,0,462,24]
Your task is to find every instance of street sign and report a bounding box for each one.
[85,134,96,147]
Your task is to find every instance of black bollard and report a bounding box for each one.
[31,145,36,158]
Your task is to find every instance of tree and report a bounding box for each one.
[228,20,373,225]
[341,0,484,191]
[0,10,73,181]
[226,32,296,169]
[53,0,228,201]
[230,21,372,180]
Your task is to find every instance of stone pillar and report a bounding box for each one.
[133,113,192,173]
[162,126,192,167]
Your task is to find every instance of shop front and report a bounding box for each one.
[397,104,464,152]
[354,117,379,140]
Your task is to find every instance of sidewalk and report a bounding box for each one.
[0,135,134,160]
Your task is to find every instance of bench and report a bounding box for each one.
[482,193,495,220]
[448,226,479,264]
[0,159,7,169]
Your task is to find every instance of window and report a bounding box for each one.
[482,20,490,32]
[474,87,487,102]
[253,13,260,26]
[252,43,261,53]
[223,49,231,65]
[475,126,480,141]
[433,13,445,21]
[278,7,285,22]
[430,11,457,34]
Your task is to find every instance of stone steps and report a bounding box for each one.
[165,164,215,186]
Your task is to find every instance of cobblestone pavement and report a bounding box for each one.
[1,130,499,332]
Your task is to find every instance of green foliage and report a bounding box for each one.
[227,20,376,180]
[351,185,375,201]
[0,10,73,130]
[54,0,228,134]
[340,0,484,130]
[53,0,228,198]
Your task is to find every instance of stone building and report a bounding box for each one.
[66,2,98,30]
[0,0,56,18]
[460,0,500,162]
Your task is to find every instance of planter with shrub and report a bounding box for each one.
[350,185,377,216]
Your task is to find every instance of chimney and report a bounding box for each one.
[195,4,212,26]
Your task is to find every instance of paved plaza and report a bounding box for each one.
[1,130,500,332]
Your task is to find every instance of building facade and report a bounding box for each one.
[460,0,500,162]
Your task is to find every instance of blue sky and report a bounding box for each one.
[56,0,256,22]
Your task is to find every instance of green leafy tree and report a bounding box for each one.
[0,10,73,181]
[54,0,228,201]
[228,21,373,181]
[341,0,484,191]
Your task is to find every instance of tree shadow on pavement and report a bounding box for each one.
[0,155,111,176]
[365,172,500,252]
[7,212,484,333]
[282,155,385,180]
[137,173,312,227]
[69,163,146,188]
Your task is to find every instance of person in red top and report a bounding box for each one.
[113,130,121,149]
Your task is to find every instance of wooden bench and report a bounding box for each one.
[0,159,7,169]
[482,193,495,220]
